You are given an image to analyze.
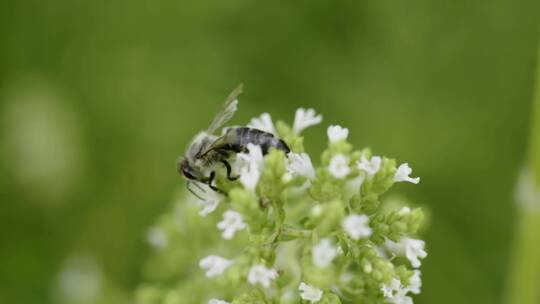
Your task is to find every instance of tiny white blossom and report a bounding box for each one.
[287,153,316,180]
[293,108,322,134]
[237,144,264,191]
[298,282,323,302]
[407,270,422,294]
[198,190,223,216]
[344,174,365,200]
[217,210,246,240]
[198,199,219,217]
[247,264,278,288]
[248,113,275,134]
[188,183,223,216]
[198,255,233,278]
[404,238,427,268]
[381,278,401,298]
[394,163,420,184]
[381,278,413,304]
[237,143,264,168]
[385,237,427,268]
[384,238,400,252]
[146,227,168,248]
[239,162,261,192]
[357,155,381,178]
[328,154,350,179]
[208,299,230,304]
[342,214,372,240]
[374,245,389,259]
[391,294,413,304]
[327,125,349,142]
[312,238,338,268]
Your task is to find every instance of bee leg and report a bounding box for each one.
[221,160,239,181]
[207,171,227,194]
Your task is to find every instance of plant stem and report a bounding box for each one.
[281,226,312,240]
[505,38,540,304]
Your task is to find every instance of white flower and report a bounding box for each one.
[199,255,234,278]
[217,210,246,240]
[381,278,413,304]
[298,282,323,302]
[239,161,261,192]
[357,155,381,178]
[237,143,264,168]
[394,163,420,184]
[391,294,413,304]
[248,113,275,134]
[188,183,223,216]
[384,239,401,259]
[208,299,230,304]
[381,278,401,298]
[385,237,427,268]
[146,227,168,248]
[247,264,278,288]
[293,108,322,134]
[342,214,372,240]
[237,144,264,191]
[403,238,427,268]
[328,154,350,179]
[198,189,223,216]
[312,238,338,268]
[327,125,349,142]
[287,153,316,180]
[407,270,422,294]
[198,199,219,216]
[344,174,365,200]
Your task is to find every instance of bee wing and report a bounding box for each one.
[197,133,231,158]
[206,83,243,135]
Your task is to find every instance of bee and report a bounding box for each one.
[177,84,290,196]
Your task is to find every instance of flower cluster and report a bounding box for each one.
[136,107,427,304]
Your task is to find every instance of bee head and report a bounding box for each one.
[177,157,199,180]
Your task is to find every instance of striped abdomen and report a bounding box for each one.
[224,127,290,154]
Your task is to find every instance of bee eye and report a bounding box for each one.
[182,168,196,180]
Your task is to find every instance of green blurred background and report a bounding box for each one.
[1,1,539,303]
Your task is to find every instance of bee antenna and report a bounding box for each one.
[192,181,206,193]
[186,181,205,201]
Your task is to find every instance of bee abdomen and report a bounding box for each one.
[231,127,290,154]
